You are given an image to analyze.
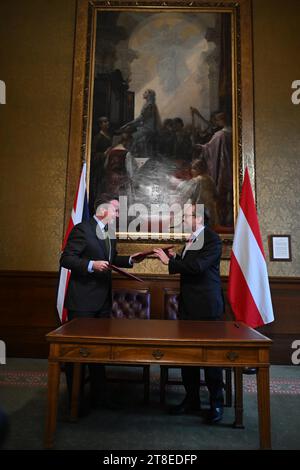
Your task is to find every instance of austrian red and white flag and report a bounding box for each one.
[228,168,274,328]
[56,163,89,323]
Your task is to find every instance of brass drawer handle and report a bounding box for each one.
[79,348,90,358]
[152,349,164,360]
[227,351,239,361]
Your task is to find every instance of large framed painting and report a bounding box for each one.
[66,0,254,248]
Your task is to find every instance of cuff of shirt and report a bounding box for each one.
[88,260,94,273]
[128,256,133,266]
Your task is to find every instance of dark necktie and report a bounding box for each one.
[103,224,111,261]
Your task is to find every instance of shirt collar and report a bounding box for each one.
[93,215,106,231]
[192,224,205,240]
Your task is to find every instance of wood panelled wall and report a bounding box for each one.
[0,271,299,364]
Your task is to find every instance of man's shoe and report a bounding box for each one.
[169,398,200,415]
[207,406,223,424]
[78,401,90,418]
[90,395,105,409]
[103,398,121,411]
[90,395,120,411]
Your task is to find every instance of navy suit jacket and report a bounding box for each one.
[168,227,224,320]
[60,218,131,312]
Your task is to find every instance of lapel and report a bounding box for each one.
[181,228,206,259]
[110,237,116,261]
[181,234,195,259]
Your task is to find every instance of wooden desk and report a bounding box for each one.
[45,319,272,449]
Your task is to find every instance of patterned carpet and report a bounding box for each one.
[1,368,300,395]
[1,361,299,449]
[0,370,48,387]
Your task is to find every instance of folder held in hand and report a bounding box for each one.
[131,245,174,262]
[109,264,144,283]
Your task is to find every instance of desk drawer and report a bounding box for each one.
[112,346,203,364]
[58,344,111,361]
[206,348,258,365]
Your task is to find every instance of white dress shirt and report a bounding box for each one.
[182,224,205,258]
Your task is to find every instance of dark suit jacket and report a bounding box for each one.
[168,227,224,320]
[60,218,131,312]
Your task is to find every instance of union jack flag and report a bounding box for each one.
[56,163,89,322]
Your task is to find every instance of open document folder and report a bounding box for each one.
[130,245,174,262]
[108,246,174,282]
[108,264,145,283]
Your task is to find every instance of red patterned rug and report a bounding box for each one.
[1,369,300,395]
[0,370,48,387]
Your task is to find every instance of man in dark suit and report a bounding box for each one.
[60,194,141,409]
[154,204,224,424]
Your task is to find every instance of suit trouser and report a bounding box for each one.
[182,366,224,408]
[65,305,111,405]
[181,316,224,408]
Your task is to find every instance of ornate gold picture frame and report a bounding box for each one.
[65,0,254,254]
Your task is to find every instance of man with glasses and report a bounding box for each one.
[154,204,224,424]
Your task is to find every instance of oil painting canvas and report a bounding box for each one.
[89,9,234,237]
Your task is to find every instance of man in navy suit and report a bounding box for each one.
[154,205,225,424]
[60,194,141,409]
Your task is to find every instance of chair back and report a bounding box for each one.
[112,289,150,319]
[164,289,179,320]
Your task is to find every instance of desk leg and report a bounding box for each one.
[44,360,61,449]
[224,368,233,408]
[233,367,244,428]
[70,362,81,422]
[257,367,271,449]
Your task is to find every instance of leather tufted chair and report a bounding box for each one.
[112,290,150,320]
[106,289,151,403]
[161,289,233,407]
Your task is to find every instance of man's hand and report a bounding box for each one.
[153,248,170,265]
[165,247,176,258]
[92,261,110,272]
[130,252,145,264]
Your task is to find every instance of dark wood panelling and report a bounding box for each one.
[0,271,299,364]
[257,278,300,364]
[0,271,60,358]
